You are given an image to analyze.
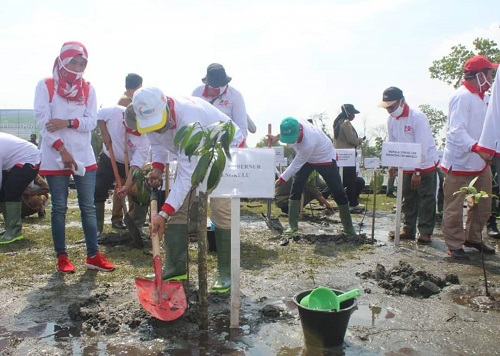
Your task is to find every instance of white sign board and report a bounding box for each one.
[364,158,380,169]
[210,148,275,198]
[381,142,421,168]
[273,146,288,166]
[335,149,356,167]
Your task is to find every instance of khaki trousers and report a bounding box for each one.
[169,191,231,230]
[442,168,492,250]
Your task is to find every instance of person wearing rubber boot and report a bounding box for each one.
[129,87,245,293]
[269,117,356,236]
[379,87,439,245]
[0,132,40,244]
[94,104,150,238]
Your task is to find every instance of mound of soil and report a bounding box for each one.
[357,261,460,298]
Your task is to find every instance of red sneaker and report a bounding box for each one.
[57,254,75,273]
[85,252,115,272]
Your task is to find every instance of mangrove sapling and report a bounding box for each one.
[174,120,235,329]
[454,176,496,297]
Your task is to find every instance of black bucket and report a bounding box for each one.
[293,289,357,348]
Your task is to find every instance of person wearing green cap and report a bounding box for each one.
[269,117,356,235]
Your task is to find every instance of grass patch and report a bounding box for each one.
[0,192,385,287]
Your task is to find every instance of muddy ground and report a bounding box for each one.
[1,204,500,356]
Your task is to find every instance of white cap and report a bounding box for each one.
[132,87,167,133]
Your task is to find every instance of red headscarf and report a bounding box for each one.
[52,41,89,102]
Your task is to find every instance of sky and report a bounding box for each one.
[0,0,499,147]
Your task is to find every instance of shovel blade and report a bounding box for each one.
[134,278,187,321]
[261,212,284,234]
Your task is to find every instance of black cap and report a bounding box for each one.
[341,104,360,116]
[379,87,404,108]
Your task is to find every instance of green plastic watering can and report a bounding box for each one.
[300,287,360,311]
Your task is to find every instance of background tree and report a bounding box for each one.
[307,112,333,141]
[418,104,447,149]
[429,38,500,89]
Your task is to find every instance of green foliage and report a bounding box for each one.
[453,176,497,205]
[174,120,235,194]
[418,104,447,149]
[91,127,103,160]
[132,164,153,204]
[429,38,500,89]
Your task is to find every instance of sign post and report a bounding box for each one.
[210,148,275,328]
[381,142,421,246]
[364,157,380,242]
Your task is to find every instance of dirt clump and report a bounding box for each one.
[357,260,460,298]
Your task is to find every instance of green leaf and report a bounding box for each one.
[208,122,223,141]
[191,151,212,186]
[179,124,198,152]
[174,124,192,146]
[206,147,227,193]
[468,176,479,188]
[184,131,204,158]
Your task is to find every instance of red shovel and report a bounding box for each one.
[134,189,187,321]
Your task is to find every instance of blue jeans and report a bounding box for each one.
[46,171,98,258]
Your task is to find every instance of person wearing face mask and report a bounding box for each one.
[192,63,249,138]
[440,55,498,260]
[269,117,356,236]
[34,41,115,273]
[379,87,439,245]
[333,104,365,213]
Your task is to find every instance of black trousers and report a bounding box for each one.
[94,152,126,203]
[290,161,348,206]
[1,164,39,202]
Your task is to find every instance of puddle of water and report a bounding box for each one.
[451,291,500,311]
[349,303,394,327]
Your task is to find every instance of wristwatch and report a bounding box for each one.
[68,119,74,128]
[414,171,421,176]
[158,211,170,221]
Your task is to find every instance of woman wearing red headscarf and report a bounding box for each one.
[34,41,115,273]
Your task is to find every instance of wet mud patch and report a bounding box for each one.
[64,285,290,346]
[358,261,460,298]
[96,232,152,249]
[449,286,500,312]
[68,293,148,335]
[298,233,374,246]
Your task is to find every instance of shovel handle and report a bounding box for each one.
[107,145,123,191]
[150,191,162,258]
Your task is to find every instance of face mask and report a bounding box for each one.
[476,72,491,93]
[58,57,84,83]
[390,101,404,118]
